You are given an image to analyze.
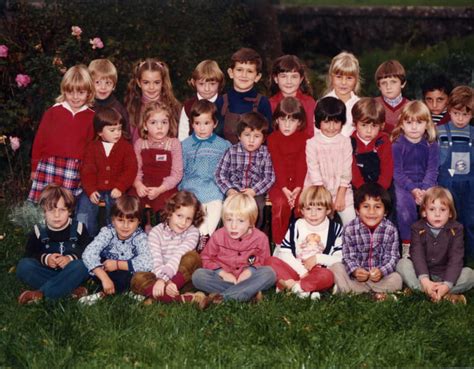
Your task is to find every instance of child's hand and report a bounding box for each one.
[369,268,382,282]
[102,277,115,295]
[56,255,71,269]
[47,253,61,268]
[103,259,119,272]
[218,270,237,284]
[411,188,424,205]
[135,182,149,198]
[420,278,440,300]
[152,279,166,298]
[227,189,239,197]
[282,187,293,202]
[432,283,450,302]
[241,188,256,197]
[237,268,252,284]
[302,255,317,271]
[89,191,100,205]
[165,281,179,297]
[147,187,162,200]
[110,188,122,199]
[352,268,370,282]
[334,187,347,212]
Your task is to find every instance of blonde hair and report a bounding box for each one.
[420,186,457,220]
[298,186,334,218]
[88,59,118,85]
[222,193,258,226]
[324,51,362,95]
[125,58,181,129]
[188,60,225,92]
[56,65,94,105]
[140,101,178,139]
[390,101,436,143]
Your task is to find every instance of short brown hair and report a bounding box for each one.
[229,47,262,73]
[272,96,307,132]
[190,100,218,125]
[298,186,334,218]
[448,85,473,112]
[352,97,385,126]
[111,195,141,220]
[420,186,457,220]
[39,184,75,213]
[160,191,205,228]
[237,111,269,136]
[93,107,124,136]
[375,60,406,84]
[88,59,118,85]
[189,60,225,92]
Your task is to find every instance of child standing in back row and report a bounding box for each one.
[28,65,95,203]
[421,74,453,126]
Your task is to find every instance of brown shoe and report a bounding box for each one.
[208,293,224,305]
[71,286,88,299]
[443,293,467,305]
[181,292,210,310]
[372,292,388,302]
[131,272,157,296]
[18,290,43,305]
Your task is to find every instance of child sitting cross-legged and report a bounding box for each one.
[192,193,276,303]
[17,184,92,304]
[80,195,152,304]
[130,191,210,309]
[330,183,402,300]
[267,185,343,300]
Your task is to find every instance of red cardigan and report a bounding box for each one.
[31,104,95,171]
[80,138,138,196]
[351,131,393,190]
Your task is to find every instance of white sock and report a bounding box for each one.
[291,283,310,298]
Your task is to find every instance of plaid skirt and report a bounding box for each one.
[28,156,82,203]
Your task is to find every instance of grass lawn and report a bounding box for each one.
[1,204,474,368]
[281,0,473,6]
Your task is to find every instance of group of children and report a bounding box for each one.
[16,47,474,306]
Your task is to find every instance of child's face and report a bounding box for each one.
[422,199,451,229]
[146,111,170,141]
[355,121,381,142]
[64,89,89,112]
[449,107,472,129]
[239,127,264,152]
[168,205,195,234]
[331,73,356,101]
[223,213,252,239]
[192,112,217,139]
[112,216,139,240]
[320,119,342,138]
[138,70,162,100]
[98,124,122,143]
[94,77,115,100]
[378,77,406,100]
[401,118,427,143]
[195,79,219,100]
[274,71,303,97]
[357,196,386,228]
[228,62,262,93]
[301,204,331,226]
[44,197,70,230]
[277,116,300,136]
[424,89,449,115]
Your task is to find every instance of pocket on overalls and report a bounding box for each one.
[451,152,470,175]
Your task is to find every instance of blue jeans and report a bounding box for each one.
[76,191,115,236]
[16,258,89,299]
[192,266,276,302]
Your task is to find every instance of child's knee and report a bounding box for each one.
[178,251,202,282]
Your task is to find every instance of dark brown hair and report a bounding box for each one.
[354,183,392,215]
[111,195,141,220]
[160,191,205,227]
[272,96,307,131]
[375,60,406,84]
[190,99,218,125]
[237,111,269,136]
[270,55,313,95]
[93,107,124,137]
[229,48,262,73]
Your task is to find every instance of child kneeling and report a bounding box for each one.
[192,193,276,302]
[330,183,402,299]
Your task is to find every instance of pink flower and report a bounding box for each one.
[71,26,82,38]
[15,74,31,88]
[0,45,8,58]
[9,137,20,152]
[89,37,104,49]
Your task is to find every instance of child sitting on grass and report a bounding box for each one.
[192,193,276,303]
[17,184,92,304]
[131,191,209,309]
[80,195,152,304]
[330,183,402,300]
[397,186,474,304]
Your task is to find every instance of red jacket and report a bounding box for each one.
[80,138,138,196]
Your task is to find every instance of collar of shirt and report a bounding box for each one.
[383,94,403,107]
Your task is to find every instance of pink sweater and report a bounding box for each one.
[305,132,354,206]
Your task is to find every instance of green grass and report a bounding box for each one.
[281,0,473,6]
[1,204,474,368]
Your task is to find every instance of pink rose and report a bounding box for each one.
[89,37,104,49]
[71,26,82,38]
[0,45,8,58]
[15,74,31,88]
[9,137,20,152]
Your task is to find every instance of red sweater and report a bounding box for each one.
[31,104,95,171]
[269,90,316,138]
[375,96,409,134]
[267,129,308,197]
[351,131,393,190]
[80,138,138,196]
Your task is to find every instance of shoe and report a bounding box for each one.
[209,293,224,305]
[71,286,88,299]
[402,243,410,259]
[18,290,43,305]
[79,292,105,305]
[372,292,398,302]
[291,283,310,298]
[310,292,321,300]
[131,272,157,296]
[331,284,339,295]
[443,293,467,305]
[197,234,210,253]
[181,292,209,310]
